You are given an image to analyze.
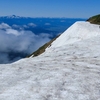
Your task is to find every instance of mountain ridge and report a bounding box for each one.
[0,15,87,19]
[87,14,100,24]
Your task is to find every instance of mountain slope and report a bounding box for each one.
[0,21,100,100]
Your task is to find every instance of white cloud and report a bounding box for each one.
[45,23,51,25]
[6,29,24,36]
[12,24,20,28]
[12,24,23,30]
[23,25,28,28]
[0,23,11,29]
[0,23,51,63]
[60,20,66,22]
[28,23,37,27]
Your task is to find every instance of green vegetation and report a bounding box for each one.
[27,35,60,57]
[87,14,100,25]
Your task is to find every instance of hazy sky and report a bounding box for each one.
[0,0,100,18]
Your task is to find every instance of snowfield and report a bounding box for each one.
[0,21,100,100]
[47,21,100,48]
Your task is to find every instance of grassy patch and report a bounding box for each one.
[87,14,100,25]
[27,35,60,57]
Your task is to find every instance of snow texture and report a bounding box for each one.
[0,21,100,100]
[47,21,100,48]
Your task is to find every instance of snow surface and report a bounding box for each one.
[0,21,100,100]
[47,21,100,48]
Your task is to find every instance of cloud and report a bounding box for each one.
[12,24,23,30]
[0,23,11,29]
[28,23,37,27]
[12,24,20,28]
[23,25,28,28]
[45,23,51,25]
[60,20,66,22]
[0,23,51,64]
[6,29,24,36]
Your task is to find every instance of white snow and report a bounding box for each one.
[47,21,100,48]
[0,21,100,100]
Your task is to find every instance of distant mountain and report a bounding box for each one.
[87,14,100,24]
[0,15,35,26]
[0,15,86,25]
[1,15,21,19]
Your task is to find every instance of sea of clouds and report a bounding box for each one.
[0,23,51,63]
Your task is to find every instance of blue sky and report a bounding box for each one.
[0,0,100,18]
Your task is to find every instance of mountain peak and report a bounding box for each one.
[7,15,20,18]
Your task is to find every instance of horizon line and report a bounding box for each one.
[0,15,88,19]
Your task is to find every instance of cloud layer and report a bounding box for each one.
[0,23,51,63]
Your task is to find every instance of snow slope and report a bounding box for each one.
[0,21,100,100]
[47,21,100,48]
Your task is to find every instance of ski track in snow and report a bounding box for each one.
[0,21,100,100]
